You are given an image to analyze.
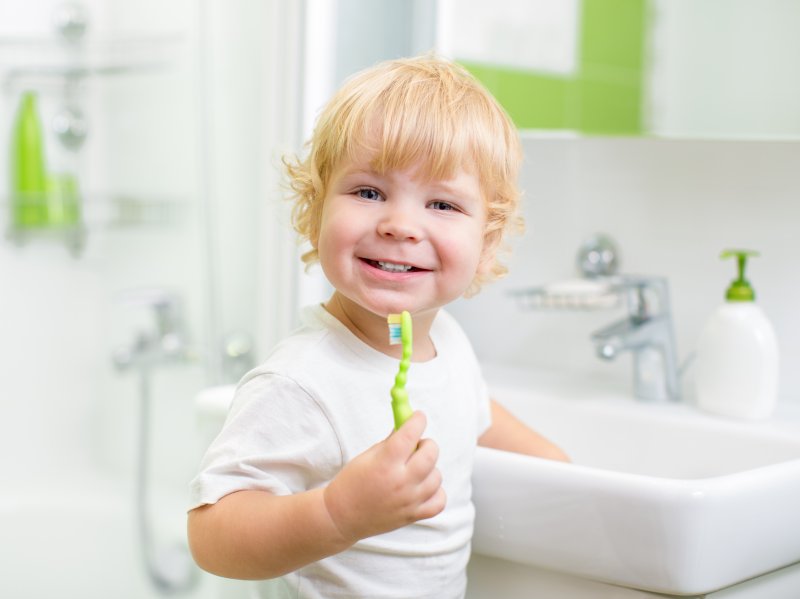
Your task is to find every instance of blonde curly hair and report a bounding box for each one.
[285,55,523,297]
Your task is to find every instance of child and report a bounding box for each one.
[187,55,568,599]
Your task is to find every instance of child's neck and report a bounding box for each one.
[323,292,437,361]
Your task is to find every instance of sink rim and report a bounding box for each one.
[489,381,800,481]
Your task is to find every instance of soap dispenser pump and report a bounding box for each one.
[695,250,778,419]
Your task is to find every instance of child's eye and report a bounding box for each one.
[430,200,457,212]
[356,188,383,201]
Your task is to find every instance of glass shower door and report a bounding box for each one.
[0,1,302,597]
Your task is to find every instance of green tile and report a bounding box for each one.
[580,0,648,71]
[576,76,643,134]
[457,0,649,135]
[460,62,577,130]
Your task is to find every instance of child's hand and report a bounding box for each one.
[323,411,445,543]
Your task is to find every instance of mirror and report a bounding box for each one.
[324,0,800,141]
[439,0,800,139]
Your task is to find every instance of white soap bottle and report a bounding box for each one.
[695,250,779,419]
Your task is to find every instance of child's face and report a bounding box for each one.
[315,156,492,322]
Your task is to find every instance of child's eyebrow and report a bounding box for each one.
[339,167,382,181]
[428,179,480,202]
[429,181,464,194]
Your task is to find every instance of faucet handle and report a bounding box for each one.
[116,287,184,337]
[113,288,193,369]
[117,287,178,308]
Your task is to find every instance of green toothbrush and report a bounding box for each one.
[387,311,413,430]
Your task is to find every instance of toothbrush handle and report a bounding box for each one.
[391,310,413,430]
[391,350,412,429]
[391,387,413,430]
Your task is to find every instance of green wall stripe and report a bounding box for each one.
[459,0,648,135]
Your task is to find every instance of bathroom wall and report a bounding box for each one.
[448,136,800,404]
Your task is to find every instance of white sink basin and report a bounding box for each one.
[473,366,800,595]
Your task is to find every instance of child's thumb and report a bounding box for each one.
[386,411,426,458]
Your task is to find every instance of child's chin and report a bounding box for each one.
[362,297,420,318]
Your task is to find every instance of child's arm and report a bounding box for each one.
[478,399,570,462]
[188,412,444,580]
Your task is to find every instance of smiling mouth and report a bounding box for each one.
[361,258,427,273]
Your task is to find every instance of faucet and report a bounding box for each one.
[112,288,194,371]
[591,276,680,402]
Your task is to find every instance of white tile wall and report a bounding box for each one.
[449,137,800,403]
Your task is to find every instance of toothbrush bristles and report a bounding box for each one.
[387,314,402,345]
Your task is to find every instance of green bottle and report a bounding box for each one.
[10,91,48,228]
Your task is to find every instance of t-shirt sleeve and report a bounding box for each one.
[188,372,342,509]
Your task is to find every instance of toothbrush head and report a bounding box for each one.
[387,313,403,345]
[387,312,412,348]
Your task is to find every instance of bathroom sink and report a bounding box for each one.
[474,366,800,595]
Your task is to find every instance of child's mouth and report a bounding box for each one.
[362,258,425,273]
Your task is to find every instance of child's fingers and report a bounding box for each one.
[385,411,426,459]
[415,485,447,521]
[416,465,443,502]
[406,437,439,479]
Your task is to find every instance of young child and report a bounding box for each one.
[187,55,568,599]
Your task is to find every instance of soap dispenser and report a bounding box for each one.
[695,250,778,419]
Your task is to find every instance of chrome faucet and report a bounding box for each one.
[591,276,680,402]
[112,288,194,371]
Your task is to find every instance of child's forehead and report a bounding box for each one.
[337,107,482,174]
[334,152,480,187]
[336,140,479,176]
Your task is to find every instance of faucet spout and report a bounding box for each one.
[590,277,680,402]
[592,317,642,360]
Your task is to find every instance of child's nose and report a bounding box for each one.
[377,208,422,241]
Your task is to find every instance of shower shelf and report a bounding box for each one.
[3,193,189,255]
[85,193,187,228]
[0,34,184,85]
[3,192,187,226]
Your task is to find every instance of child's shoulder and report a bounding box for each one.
[432,308,471,343]
[258,305,341,371]
[230,315,340,411]
[430,308,484,370]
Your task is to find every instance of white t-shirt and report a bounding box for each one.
[190,304,492,599]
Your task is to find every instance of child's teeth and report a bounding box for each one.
[378,261,412,272]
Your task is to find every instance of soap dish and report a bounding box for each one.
[510,277,622,311]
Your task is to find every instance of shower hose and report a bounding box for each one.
[136,365,199,594]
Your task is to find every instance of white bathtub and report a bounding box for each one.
[0,481,245,599]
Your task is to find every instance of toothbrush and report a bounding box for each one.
[387,311,413,430]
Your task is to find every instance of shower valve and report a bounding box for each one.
[113,288,194,370]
